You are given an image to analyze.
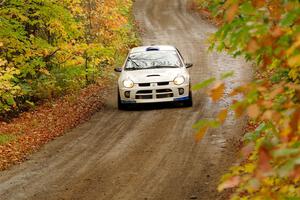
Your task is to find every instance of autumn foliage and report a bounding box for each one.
[0,0,139,170]
[0,0,139,118]
[194,0,300,199]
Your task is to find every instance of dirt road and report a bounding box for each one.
[0,0,251,199]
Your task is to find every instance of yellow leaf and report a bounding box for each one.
[287,36,300,56]
[218,109,228,124]
[288,55,300,67]
[0,59,6,66]
[209,81,225,102]
[39,69,50,75]
[195,127,208,143]
[244,163,255,173]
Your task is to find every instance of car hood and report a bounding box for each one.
[121,68,187,83]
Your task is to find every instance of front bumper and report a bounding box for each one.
[119,81,190,104]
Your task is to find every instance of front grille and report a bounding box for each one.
[135,83,174,100]
[138,82,170,87]
[137,90,152,94]
[156,88,173,99]
[139,83,150,87]
[156,89,172,93]
[157,82,169,86]
[157,93,174,98]
[136,94,153,99]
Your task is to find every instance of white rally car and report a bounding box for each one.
[114,45,193,110]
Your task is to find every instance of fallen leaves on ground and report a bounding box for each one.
[0,80,109,171]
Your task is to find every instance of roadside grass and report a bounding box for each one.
[0,134,16,145]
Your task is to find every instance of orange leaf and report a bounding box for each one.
[263,55,272,67]
[286,83,300,90]
[257,86,267,92]
[218,109,228,124]
[195,127,208,142]
[262,110,281,123]
[209,81,225,102]
[247,104,260,119]
[256,148,272,178]
[247,38,260,53]
[233,100,244,118]
[260,100,273,109]
[252,0,265,8]
[269,86,284,99]
[268,2,282,20]
[262,35,275,47]
[271,26,284,38]
[225,3,239,22]
[291,166,300,179]
[280,126,292,142]
[261,110,273,120]
[290,108,300,132]
[229,89,239,97]
[241,142,255,158]
[234,106,244,118]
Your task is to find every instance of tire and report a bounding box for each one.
[183,90,193,107]
[117,91,127,110]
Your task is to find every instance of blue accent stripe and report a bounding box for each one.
[174,96,190,101]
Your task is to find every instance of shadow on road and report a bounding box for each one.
[121,102,192,111]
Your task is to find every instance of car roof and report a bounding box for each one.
[130,45,177,54]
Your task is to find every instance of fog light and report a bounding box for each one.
[178,88,184,95]
[124,91,130,98]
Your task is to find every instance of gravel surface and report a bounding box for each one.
[0,0,252,199]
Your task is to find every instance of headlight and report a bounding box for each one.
[123,79,134,88]
[174,76,185,85]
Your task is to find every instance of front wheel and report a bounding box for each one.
[183,90,193,107]
[117,91,127,110]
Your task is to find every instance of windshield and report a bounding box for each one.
[125,50,183,70]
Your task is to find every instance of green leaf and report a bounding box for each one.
[25,100,35,107]
[280,8,300,27]
[221,71,235,80]
[0,134,17,145]
[278,159,296,177]
[192,77,216,91]
[244,122,269,142]
[273,148,300,157]
[193,119,221,129]
[6,96,16,106]
[244,131,260,142]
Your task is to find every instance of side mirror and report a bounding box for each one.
[114,67,122,72]
[185,63,193,68]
